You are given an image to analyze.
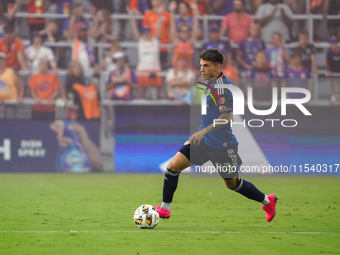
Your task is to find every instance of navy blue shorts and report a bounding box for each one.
[179,141,242,180]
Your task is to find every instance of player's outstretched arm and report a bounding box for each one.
[189,112,233,146]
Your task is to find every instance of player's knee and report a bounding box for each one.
[167,161,182,173]
[224,178,238,189]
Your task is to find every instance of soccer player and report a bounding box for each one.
[155,49,278,222]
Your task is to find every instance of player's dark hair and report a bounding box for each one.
[200,49,224,66]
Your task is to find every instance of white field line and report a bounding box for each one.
[0,230,338,235]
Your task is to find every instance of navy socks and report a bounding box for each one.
[162,169,180,203]
[232,178,265,203]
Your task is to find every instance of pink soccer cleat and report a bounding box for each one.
[154,205,171,219]
[262,194,278,222]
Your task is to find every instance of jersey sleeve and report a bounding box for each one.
[219,88,233,113]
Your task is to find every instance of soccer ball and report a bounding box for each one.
[134,204,159,229]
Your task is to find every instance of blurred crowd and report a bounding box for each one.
[0,0,340,120]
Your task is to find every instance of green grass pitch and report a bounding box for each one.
[0,174,339,255]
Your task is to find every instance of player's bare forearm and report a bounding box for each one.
[189,112,233,146]
[202,112,233,135]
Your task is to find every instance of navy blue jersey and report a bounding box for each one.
[198,72,238,150]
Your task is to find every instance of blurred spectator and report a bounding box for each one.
[64,59,85,95]
[0,0,19,38]
[285,52,312,99]
[294,31,317,74]
[323,0,340,40]
[166,57,195,101]
[210,0,233,16]
[0,51,23,118]
[203,23,232,66]
[0,25,28,71]
[38,20,60,43]
[174,1,191,30]
[25,32,57,74]
[28,59,61,119]
[169,1,199,67]
[173,1,193,31]
[57,0,73,15]
[100,42,122,74]
[23,0,48,33]
[237,21,266,71]
[255,0,293,43]
[63,3,87,40]
[56,0,73,35]
[128,7,162,99]
[326,36,340,78]
[220,0,253,44]
[142,0,170,68]
[129,0,149,14]
[63,60,100,120]
[107,52,137,100]
[265,32,291,77]
[71,22,96,73]
[326,36,340,105]
[174,1,202,38]
[89,9,117,43]
[246,50,275,102]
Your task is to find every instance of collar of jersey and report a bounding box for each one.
[206,72,224,87]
